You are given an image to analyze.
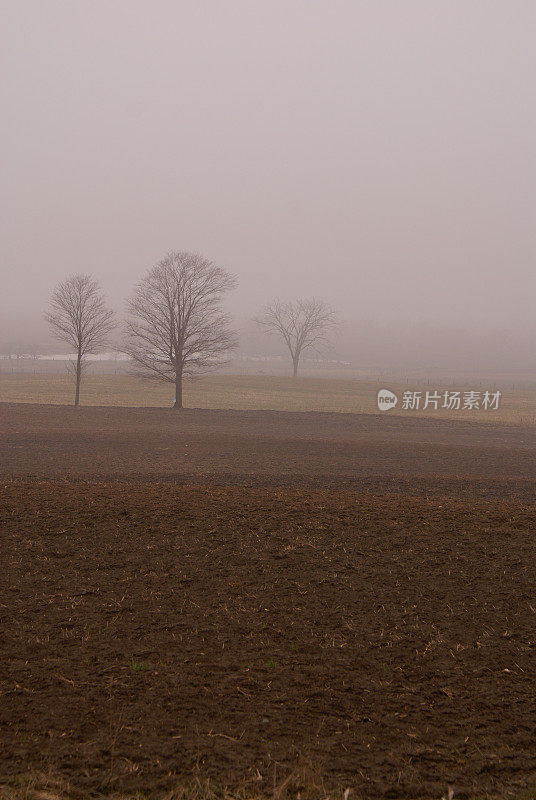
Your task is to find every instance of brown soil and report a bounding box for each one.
[1,404,535,798]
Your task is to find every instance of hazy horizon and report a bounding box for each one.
[2,1,535,374]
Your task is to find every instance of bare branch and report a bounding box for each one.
[45,274,115,405]
[254,298,338,376]
[123,251,237,408]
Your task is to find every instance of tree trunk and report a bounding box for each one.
[74,351,82,406]
[292,353,299,377]
[173,369,183,409]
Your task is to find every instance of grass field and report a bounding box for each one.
[0,372,534,424]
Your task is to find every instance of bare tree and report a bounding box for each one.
[255,298,338,377]
[124,251,237,409]
[45,274,115,406]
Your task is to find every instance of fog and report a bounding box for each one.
[2,1,535,375]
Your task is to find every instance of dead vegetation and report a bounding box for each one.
[0,769,516,800]
[0,373,534,425]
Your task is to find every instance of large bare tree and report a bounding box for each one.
[45,274,115,406]
[255,298,337,377]
[124,251,237,409]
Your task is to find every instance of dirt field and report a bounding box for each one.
[1,403,536,799]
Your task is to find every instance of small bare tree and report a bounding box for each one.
[45,274,115,406]
[255,298,337,377]
[124,251,237,409]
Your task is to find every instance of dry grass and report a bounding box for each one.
[0,765,336,800]
[0,373,534,425]
[2,769,526,800]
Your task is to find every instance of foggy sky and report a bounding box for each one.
[2,1,535,369]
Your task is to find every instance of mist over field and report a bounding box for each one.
[2,1,535,376]
[2,6,536,797]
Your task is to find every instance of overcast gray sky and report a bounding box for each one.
[2,1,535,368]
